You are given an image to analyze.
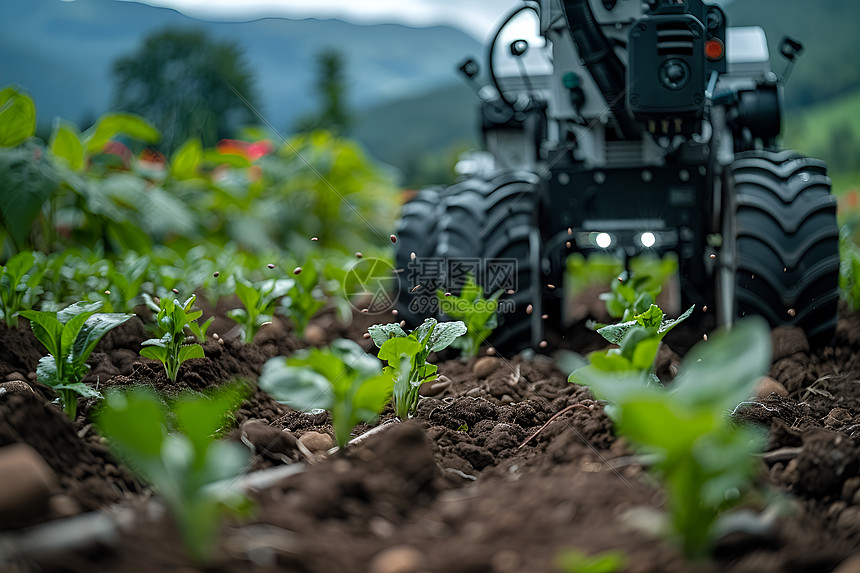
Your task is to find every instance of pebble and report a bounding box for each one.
[49,494,82,519]
[368,545,424,573]
[303,323,327,346]
[0,381,36,399]
[756,376,788,398]
[5,372,26,382]
[836,506,860,534]
[841,477,860,503]
[472,356,501,378]
[465,387,483,397]
[0,444,58,528]
[298,431,334,453]
[419,376,451,397]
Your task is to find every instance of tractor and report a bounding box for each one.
[394,0,840,353]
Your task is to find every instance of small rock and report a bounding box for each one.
[5,372,26,382]
[472,356,501,378]
[826,407,854,429]
[368,545,424,573]
[242,420,297,457]
[299,431,334,453]
[501,394,514,404]
[836,506,860,534]
[419,376,451,397]
[465,387,483,397]
[303,323,327,346]
[833,553,860,573]
[49,494,82,519]
[829,500,848,520]
[0,444,58,528]
[770,326,809,361]
[842,477,860,503]
[0,381,36,400]
[756,377,788,399]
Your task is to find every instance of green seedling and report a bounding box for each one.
[368,318,467,419]
[555,548,628,573]
[105,251,150,312]
[187,315,215,343]
[96,384,252,565]
[437,274,501,357]
[258,339,393,448]
[587,303,694,383]
[228,277,292,343]
[281,261,327,337]
[570,318,770,557]
[839,229,860,311]
[140,293,206,381]
[20,302,134,419]
[1,251,42,328]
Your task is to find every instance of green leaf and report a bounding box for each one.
[0,87,36,147]
[171,137,203,180]
[57,301,102,325]
[635,304,664,329]
[596,320,637,345]
[258,357,334,411]
[2,250,36,285]
[378,337,423,363]
[35,355,59,387]
[20,310,63,360]
[97,388,167,459]
[173,384,246,462]
[178,344,205,362]
[329,338,381,376]
[671,317,771,411]
[234,280,261,312]
[555,548,628,573]
[657,304,695,337]
[140,345,168,361]
[54,381,102,400]
[49,120,85,170]
[352,373,395,420]
[630,337,660,371]
[202,148,251,168]
[425,320,467,352]
[83,112,160,154]
[367,322,408,348]
[71,312,135,368]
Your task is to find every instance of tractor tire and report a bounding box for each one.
[720,150,840,346]
[394,187,443,327]
[433,170,543,354]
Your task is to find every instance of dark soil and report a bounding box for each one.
[2,304,860,573]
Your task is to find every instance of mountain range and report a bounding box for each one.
[0,0,481,132]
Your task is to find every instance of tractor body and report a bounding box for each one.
[395,0,840,351]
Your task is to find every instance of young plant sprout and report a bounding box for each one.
[571,318,771,557]
[20,302,134,419]
[436,274,501,358]
[258,339,393,448]
[1,251,42,328]
[368,318,467,419]
[140,293,206,381]
[228,277,292,344]
[280,260,327,337]
[96,383,252,564]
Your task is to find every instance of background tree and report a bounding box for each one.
[111,28,259,152]
[295,49,352,135]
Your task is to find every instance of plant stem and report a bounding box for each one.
[61,389,77,420]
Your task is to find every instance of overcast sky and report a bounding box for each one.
[124,0,523,41]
